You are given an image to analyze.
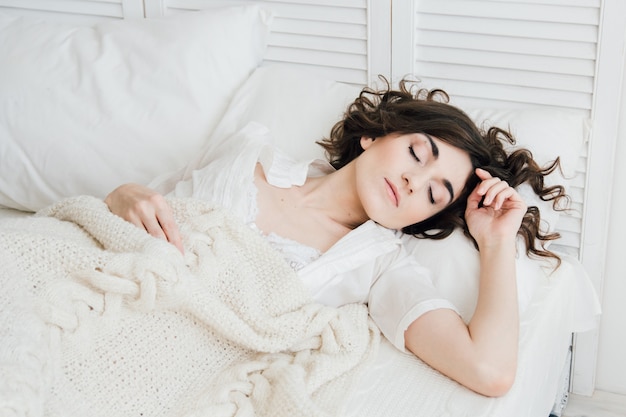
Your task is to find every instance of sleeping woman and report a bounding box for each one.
[105,79,568,397]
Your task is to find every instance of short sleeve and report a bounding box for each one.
[368,250,459,352]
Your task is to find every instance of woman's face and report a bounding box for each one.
[355,132,473,230]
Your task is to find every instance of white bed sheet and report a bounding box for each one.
[0,207,31,221]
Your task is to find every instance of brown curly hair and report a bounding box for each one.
[317,77,569,266]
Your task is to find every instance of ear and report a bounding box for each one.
[360,136,375,150]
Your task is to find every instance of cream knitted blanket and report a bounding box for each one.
[0,196,379,417]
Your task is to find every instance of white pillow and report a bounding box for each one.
[150,64,362,191]
[0,6,272,211]
[209,65,363,163]
[465,108,588,180]
[400,230,556,321]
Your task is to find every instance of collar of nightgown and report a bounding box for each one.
[257,143,335,189]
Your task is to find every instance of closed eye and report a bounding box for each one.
[409,146,435,203]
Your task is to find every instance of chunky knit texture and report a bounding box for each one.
[0,196,379,417]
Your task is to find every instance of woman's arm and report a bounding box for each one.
[404,168,527,397]
[104,183,184,254]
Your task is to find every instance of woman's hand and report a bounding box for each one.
[465,168,527,249]
[104,183,184,254]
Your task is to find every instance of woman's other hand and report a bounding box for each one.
[104,183,184,254]
[465,168,527,249]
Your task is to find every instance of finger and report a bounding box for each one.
[494,187,526,211]
[124,212,148,231]
[466,182,485,210]
[475,167,493,180]
[156,211,184,254]
[469,169,501,208]
[481,180,511,208]
[473,178,505,206]
[141,215,169,242]
[490,187,516,210]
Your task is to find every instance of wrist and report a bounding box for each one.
[477,237,517,256]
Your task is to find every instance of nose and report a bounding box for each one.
[402,170,427,195]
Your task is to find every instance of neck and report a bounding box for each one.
[300,164,368,230]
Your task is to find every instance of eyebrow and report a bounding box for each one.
[424,133,454,204]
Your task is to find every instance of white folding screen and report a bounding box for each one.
[394,0,600,113]
[143,0,390,86]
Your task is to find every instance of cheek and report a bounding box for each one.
[401,203,433,227]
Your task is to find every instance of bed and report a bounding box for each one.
[0,4,602,417]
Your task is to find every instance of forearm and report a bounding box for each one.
[467,239,519,389]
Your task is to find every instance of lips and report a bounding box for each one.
[385,178,399,207]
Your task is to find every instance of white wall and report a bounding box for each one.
[594,52,626,395]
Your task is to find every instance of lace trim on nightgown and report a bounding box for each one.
[245,182,321,272]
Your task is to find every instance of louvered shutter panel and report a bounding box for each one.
[407,0,599,112]
[0,0,144,22]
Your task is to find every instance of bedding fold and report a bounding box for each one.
[0,195,379,417]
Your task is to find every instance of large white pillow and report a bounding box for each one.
[159,64,362,184]
[150,64,362,192]
[0,6,272,211]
